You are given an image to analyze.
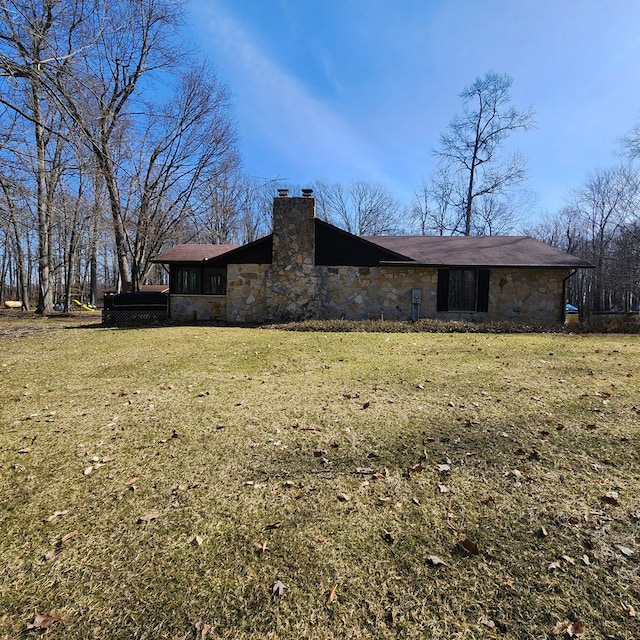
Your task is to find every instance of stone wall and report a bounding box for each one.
[226,265,269,323]
[169,294,226,322]
[485,267,567,324]
[224,264,569,324]
[172,194,569,325]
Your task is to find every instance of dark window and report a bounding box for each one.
[448,269,477,311]
[203,267,226,295]
[172,266,227,295]
[174,267,200,294]
[437,268,490,312]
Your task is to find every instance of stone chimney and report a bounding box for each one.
[272,189,316,269]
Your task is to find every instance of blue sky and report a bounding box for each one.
[185,0,640,222]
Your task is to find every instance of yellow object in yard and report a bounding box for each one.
[73,299,99,312]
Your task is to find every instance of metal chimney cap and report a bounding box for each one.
[301,188,313,197]
[278,189,289,197]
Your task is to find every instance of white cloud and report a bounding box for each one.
[192,1,398,188]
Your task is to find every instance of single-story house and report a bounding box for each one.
[152,189,592,324]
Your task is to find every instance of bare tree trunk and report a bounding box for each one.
[0,181,31,311]
[88,178,103,307]
[31,87,54,313]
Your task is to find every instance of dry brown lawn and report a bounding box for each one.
[0,315,639,639]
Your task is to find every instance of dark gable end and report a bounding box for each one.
[200,219,412,267]
[204,235,273,265]
[315,219,412,266]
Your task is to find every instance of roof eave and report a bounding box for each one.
[379,261,594,269]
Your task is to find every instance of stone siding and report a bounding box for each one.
[225,264,568,324]
[226,265,269,323]
[169,295,226,322]
[171,195,569,326]
[484,268,567,324]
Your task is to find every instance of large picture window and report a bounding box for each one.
[172,266,227,295]
[437,268,490,313]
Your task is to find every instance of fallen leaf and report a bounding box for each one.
[458,538,480,555]
[138,511,160,523]
[362,401,370,409]
[253,540,269,555]
[617,545,634,557]
[548,560,562,571]
[194,621,211,639]
[26,611,63,630]
[61,531,78,545]
[83,466,93,476]
[567,620,584,636]
[44,548,59,561]
[381,529,395,544]
[326,584,337,604]
[191,535,204,546]
[43,510,68,523]
[552,620,570,635]
[438,484,449,494]
[436,464,450,473]
[264,520,283,530]
[601,491,619,506]
[621,602,637,617]
[552,619,584,637]
[272,579,287,597]
[337,493,351,502]
[427,555,447,566]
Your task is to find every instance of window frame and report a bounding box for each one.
[437,268,490,313]
[171,265,227,295]
[203,267,227,295]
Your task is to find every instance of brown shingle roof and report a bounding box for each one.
[362,235,593,268]
[152,244,239,263]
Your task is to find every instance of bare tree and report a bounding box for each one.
[0,175,31,309]
[121,63,238,289]
[573,166,635,312]
[0,0,73,312]
[410,170,457,235]
[621,117,640,161]
[528,166,639,314]
[313,180,400,235]
[48,0,183,291]
[434,72,535,236]
[191,168,252,245]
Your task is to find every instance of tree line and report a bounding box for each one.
[0,7,638,316]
